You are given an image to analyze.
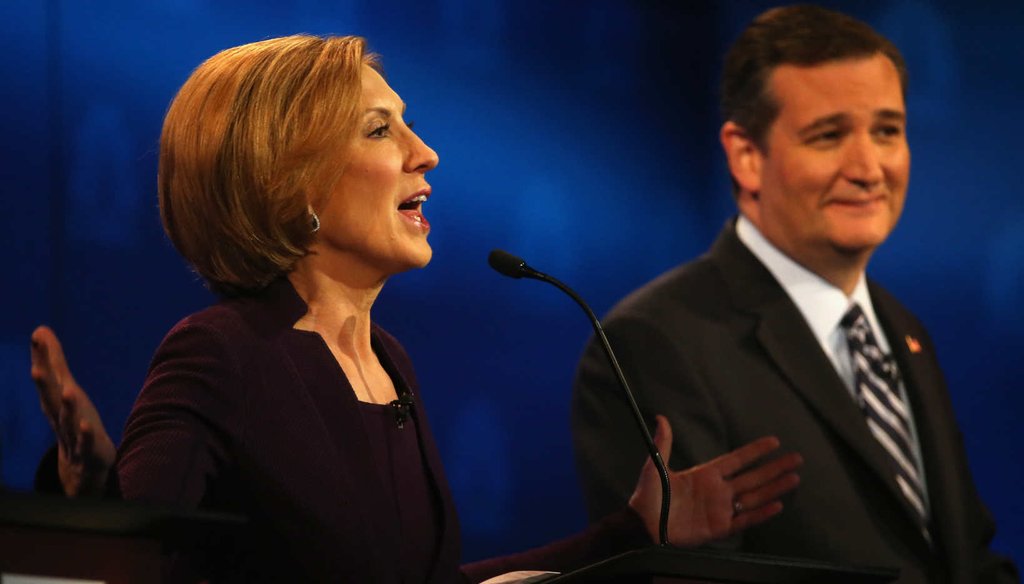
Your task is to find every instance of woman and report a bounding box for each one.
[31,35,801,583]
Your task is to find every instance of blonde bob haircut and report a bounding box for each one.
[158,35,378,297]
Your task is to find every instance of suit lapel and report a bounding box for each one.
[711,222,932,546]
[373,330,462,582]
[753,302,895,474]
[278,329,401,576]
[871,284,955,560]
[753,297,915,512]
[260,279,401,579]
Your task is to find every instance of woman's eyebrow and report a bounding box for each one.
[362,106,393,118]
[362,102,408,118]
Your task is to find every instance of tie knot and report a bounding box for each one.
[841,303,874,347]
[841,303,866,330]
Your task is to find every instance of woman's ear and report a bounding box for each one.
[719,121,763,197]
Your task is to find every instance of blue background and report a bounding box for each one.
[2,0,1021,567]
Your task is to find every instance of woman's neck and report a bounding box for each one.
[287,258,386,361]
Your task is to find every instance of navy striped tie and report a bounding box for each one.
[841,304,931,541]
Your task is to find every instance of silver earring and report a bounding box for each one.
[309,207,320,233]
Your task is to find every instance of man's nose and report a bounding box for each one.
[842,134,885,189]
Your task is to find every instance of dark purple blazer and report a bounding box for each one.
[117,278,647,583]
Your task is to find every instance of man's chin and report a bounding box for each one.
[827,222,894,254]
[829,237,885,259]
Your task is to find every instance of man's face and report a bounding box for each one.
[739,54,909,275]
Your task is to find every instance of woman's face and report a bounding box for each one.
[314,66,439,279]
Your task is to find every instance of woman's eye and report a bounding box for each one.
[368,123,390,138]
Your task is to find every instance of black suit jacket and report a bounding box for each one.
[572,221,1017,583]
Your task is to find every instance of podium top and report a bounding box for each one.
[0,491,246,548]
[544,546,899,583]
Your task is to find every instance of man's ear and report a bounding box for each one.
[720,121,763,196]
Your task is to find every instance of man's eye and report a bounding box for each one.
[368,123,390,138]
[875,125,903,138]
[809,130,842,144]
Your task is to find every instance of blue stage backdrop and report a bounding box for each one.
[1,0,1020,565]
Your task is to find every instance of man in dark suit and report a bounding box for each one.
[572,6,1018,583]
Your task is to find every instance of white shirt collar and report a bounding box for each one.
[735,215,890,353]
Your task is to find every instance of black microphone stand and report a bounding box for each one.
[488,249,673,547]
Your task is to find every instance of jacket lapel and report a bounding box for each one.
[373,329,462,582]
[754,302,896,476]
[871,284,955,560]
[278,329,402,578]
[262,279,401,580]
[712,222,932,547]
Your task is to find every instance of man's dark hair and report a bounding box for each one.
[721,5,908,151]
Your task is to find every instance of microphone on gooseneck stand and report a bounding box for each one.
[487,249,673,548]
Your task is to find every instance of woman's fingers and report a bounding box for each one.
[30,327,64,421]
[730,451,804,494]
[30,326,116,497]
[712,435,782,478]
[711,438,802,538]
[629,415,677,543]
[32,326,72,376]
[733,469,801,513]
[727,452,802,537]
[31,326,83,437]
[731,500,784,532]
[57,390,81,457]
[76,419,95,462]
[651,415,672,460]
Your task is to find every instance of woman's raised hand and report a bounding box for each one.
[629,415,802,547]
[30,325,116,496]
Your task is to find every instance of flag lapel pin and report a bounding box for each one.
[905,335,922,354]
